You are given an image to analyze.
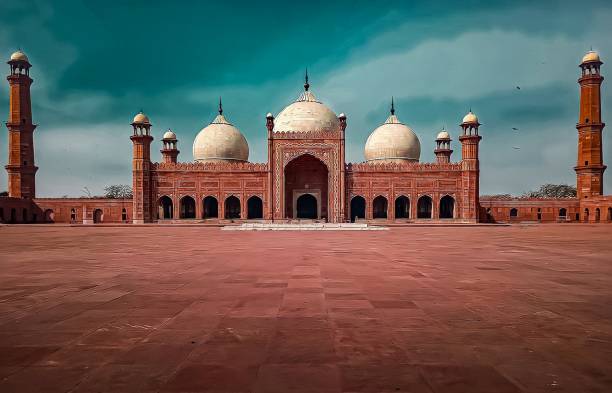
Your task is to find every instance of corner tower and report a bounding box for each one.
[459,111,482,221]
[130,111,154,224]
[575,50,606,200]
[5,50,37,199]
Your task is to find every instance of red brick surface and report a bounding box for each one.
[0,225,611,392]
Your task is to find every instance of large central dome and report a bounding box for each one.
[273,78,340,133]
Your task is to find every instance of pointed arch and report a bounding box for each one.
[203,196,218,219]
[417,195,432,219]
[394,195,410,219]
[225,195,241,219]
[439,195,455,219]
[247,196,263,219]
[159,196,173,219]
[180,196,196,219]
[373,195,388,219]
[350,195,366,222]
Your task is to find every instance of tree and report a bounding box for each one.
[480,194,513,200]
[104,185,133,199]
[0,191,8,197]
[522,184,577,198]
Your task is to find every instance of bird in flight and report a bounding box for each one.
[516,86,521,90]
[512,146,521,150]
[512,127,519,131]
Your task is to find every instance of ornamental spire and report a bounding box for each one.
[218,96,223,115]
[304,68,310,91]
[390,96,395,115]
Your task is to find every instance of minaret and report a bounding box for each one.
[575,50,606,199]
[434,128,452,163]
[459,110,482,221]
[130,111,153,224]
[160,129,179,163]
[5,50,37,199]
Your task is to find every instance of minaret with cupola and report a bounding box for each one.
[459,110,482,221]
[130,111,154,223]
[160,129,179,164]
[434,128,452,163]
[5,50,37,199]
[575,50,606,200]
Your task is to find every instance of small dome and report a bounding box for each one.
[273,89,340,133]
[163,130,177,140]
[582,50,601,64]
[437,130,450,140]
[193,112,249,162]
[10,50,28,62]
[133,111,150,125]
[364,112,421,163]
[462,111,479,125]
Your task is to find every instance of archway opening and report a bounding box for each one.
[439,195,455,219]
[510,208,518,218]
[225,196,241,219]
[22,208,28,223]
[395,196,409,219]
[180,196,196,219]
[608,207,612,222]
[584,208,589,222]
[559,208,567,218]
[44,209,54,223]
[350,196,366,222]
[122,208,128,222]
[284,154,328,219]
[595,208,600,222]
[93,209,103,224]
[373,196,388,219]
[417,195,432,219]
[158,195,174,220]
[296,194,317,219]
[203,196,218,219]
[247,196,263,219]
[70,208,77,223]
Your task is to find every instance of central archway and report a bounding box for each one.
[296,194,317,219]
[284,154,328,220]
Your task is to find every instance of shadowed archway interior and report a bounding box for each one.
[296,194,317,219]
[284,154,328,220]
[350,196,366,222]
[203,196,218,219]
[159,196,173,219]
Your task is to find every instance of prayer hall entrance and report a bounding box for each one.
[284,154,328,220]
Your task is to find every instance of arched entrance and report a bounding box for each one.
[608,207,612,222]
[122,208,128,222]
[159,196,173,219]
[44,209,54,223]
[247,196,263,219]
[203,196,218,219]
[93,209,103,224]
[373,196,388,219]
[350,196,366,222]
[439,195,455,219]
[595,208,600,222]
[510,208,518,218]
[225,196,241,219]
[296,194,317,219]
[395,196,409,219]
[284,154,328,220]
[417,195,432,219]
[584,208,589,222]
[180,196,196,219]
[559,208,567,218]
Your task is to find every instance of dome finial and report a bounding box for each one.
[390,96,395,115]
[304,68,310,91]
[218,96,223,115]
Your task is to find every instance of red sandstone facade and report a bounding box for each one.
[1,50,611,225]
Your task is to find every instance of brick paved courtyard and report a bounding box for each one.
[0,225,611,392]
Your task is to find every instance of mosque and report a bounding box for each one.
[0,49,610,224]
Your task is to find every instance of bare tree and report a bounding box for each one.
[522,184,577,198]
[0,191,8,197]
[104,185,133,199]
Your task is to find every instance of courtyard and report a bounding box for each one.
[0,224,611,392]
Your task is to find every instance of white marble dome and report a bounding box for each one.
[10,50,28,62]
[193,112,249,162]
[163,130,177,140]
[582,50,601,64]
[436,130,450,140]
[364,111,421,163]
[273,89,340,133]
[462,111,479,125]
[133,111,150,124]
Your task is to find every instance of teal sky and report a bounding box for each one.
[1,0,611,197]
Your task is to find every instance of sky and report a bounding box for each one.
[1,0,611,197]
